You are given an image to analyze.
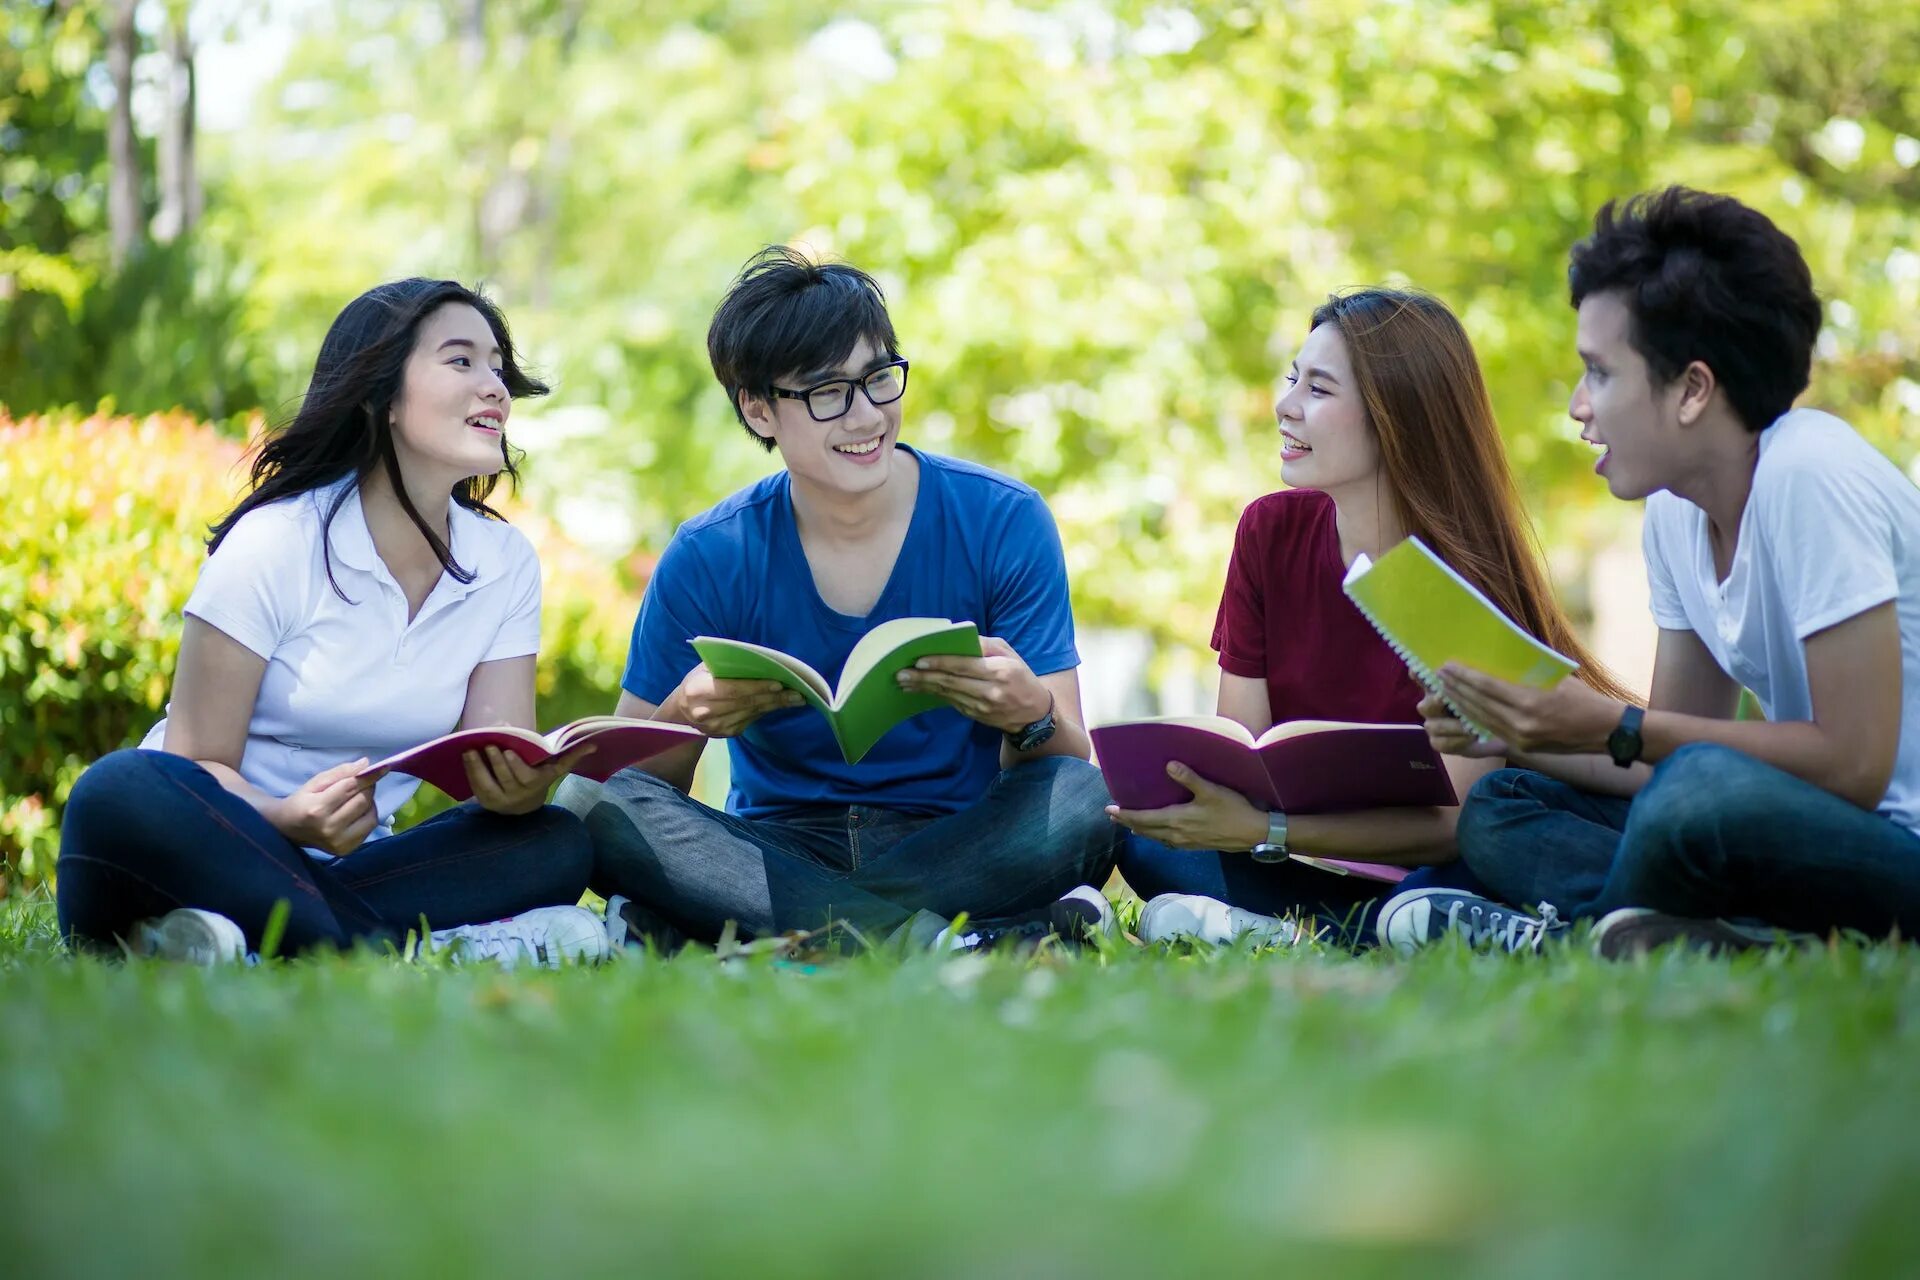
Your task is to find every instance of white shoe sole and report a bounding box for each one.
[1139,894,1295,947]
[131,909,248,965]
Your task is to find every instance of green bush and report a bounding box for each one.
[0,411,637,891]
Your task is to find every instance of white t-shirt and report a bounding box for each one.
[142,480,543,844]
[1643,408,1920,833]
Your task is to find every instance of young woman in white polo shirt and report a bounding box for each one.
[56,278,606,966]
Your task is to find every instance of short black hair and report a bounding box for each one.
[707,245,901,451]
[1568,186,1823,433]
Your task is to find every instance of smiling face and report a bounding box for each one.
[388,303,512,486]
[1571,290,1690,500]
[741,334,905,500]
[1274,322,1380,494]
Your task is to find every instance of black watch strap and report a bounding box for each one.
[1607,704,1646,768]
[1006,691,1058,752]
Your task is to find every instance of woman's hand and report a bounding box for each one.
[670,664,807,737]
[267,759,382,855]
[1105,762,1269,852]
[896,636,1053,732]
[462,742,597,816]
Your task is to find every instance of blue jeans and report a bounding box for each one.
[56,749,594,955]
[1457,743,1920,936]
[1116,832,1487,947]
[555,755,1120,943]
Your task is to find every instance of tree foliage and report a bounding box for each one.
[4,0,1918,651]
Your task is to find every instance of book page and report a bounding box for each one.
[1103,714,1259,748]
[834,617,974,707]
[549,716,660,750]
[690,636,834,705]
[1254,719,1400,746]
[360,724,549,779]
[825,620,982,762]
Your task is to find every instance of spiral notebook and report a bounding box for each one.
[1341,537,1577,740]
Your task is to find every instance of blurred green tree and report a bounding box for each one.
[5,0,1917,645]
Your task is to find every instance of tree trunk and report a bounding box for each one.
[104,0,142,266]
[153,7,200,243]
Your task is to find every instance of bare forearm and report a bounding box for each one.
[1506,749,1650,798]
[1175,802,1459,866]
[193,758,288,825]
[999,714,1091,769]
[1283,807,1461,867]
[1512,713,1883,808]
[637,690,703,793]
[1641,711,1888,810]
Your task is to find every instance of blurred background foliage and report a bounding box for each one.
[4,0,1920,884]
[0,410,630,886]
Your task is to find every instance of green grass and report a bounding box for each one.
[3,889,1917,1279]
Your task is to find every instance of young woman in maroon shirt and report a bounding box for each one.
[1109,289,1634,947]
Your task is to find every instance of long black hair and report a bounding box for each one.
[208,278,549,597]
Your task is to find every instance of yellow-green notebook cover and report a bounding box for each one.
[1342,536,1576,738]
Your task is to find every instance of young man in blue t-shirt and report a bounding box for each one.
[558,247,1117,948]
[1377,187,1920,957]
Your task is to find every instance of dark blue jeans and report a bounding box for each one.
[1457,743,1920,937]
[555,755,1120,943]
[56,749,593,956]
[1116,832,1487,947]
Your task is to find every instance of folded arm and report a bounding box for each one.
[1434,608,1901,811]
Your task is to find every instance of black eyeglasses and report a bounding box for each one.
[769,359,910,422]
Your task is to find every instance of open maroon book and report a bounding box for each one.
[1091,717,1457,884]
[359,717,706,802]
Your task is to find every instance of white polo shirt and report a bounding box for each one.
[1642,408,1920,834]
[142,479,543,843]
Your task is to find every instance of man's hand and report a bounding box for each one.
[1417,692,1509,758]
[1104,762,1269,852]
[463,742,597,816]
[896,635,1052,733]
[669,664,807,737]
[1435,665,1625,756]
[266,760,381,855]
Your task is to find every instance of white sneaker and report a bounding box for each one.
[129,909,249,965]
[429,905,610,970]
[602,895,633,950]
[1054,884,1118,941]
[1137,893,1298,948]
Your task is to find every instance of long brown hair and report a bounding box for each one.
[1311,288,1638,703]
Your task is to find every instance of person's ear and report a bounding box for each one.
[1676,359,1717,427]
[739,390,778,443]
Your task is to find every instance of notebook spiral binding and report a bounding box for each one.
[1345,599,1502,743]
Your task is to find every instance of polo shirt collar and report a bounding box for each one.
[319,479,493,597]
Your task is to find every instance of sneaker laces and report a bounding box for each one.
[1444,899,1562,953]
[435,918,547,965]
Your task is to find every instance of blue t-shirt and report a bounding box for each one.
[623,447,1079,818]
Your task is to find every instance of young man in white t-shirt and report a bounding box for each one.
[1376,185,1920,957]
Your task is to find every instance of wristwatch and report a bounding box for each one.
[1005,692,1058,753]
[1250,809,1290,863]
[1607,704,1646,768]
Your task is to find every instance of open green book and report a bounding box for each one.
[690,618,983,764]
[1342,536,1576,740]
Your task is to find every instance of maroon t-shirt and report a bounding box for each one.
[1210,488,1426,725]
